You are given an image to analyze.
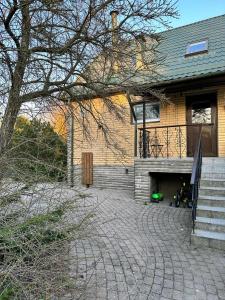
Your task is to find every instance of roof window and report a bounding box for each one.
[185,40,208,56]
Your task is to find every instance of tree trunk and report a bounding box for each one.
[0,0,30,168]
[0,98,22,155]
[0,94,22,181]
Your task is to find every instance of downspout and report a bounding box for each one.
[126,92,138,157]
[67,103,74,187]
[143,101,147,158]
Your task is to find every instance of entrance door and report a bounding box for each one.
[186,93,217,157]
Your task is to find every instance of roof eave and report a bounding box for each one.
[66,70,225,102]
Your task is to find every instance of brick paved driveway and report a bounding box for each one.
[71,188,225,300]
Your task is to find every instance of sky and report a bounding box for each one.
[170,0,225,28]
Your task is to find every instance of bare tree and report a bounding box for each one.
[0,0,177,156]
[0,1,178,298]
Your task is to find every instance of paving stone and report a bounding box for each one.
[154,276,164,285]
[184,280,194,289]
[196,290,207,300]
[151,284,163,294]
[195,283,206,291]
[162,287,173,298]
[218,289,225,299]
[206,295,219,300]
[206,284,217,294]
[184,287,195,295]
[164,279,174,289]
[174,281,184,292]
[173,290,184,300]
[68,188,225,300]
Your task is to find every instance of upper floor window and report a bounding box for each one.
[133,102,160,123]
[185,40,208,56]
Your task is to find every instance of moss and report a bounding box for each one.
[0,193,20,207]
[0,286,15,300]
[0,209,67,262]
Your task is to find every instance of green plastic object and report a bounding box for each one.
[151,192,164,201]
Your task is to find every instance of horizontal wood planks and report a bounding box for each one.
[82,152,93,186]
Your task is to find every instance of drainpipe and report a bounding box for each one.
[67,104,74,187]
[143,101,147,158]
[134,121,138,157]
[126,92,138,157]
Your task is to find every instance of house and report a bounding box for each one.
[65,14,225,249]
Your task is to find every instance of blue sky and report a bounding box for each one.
[170,0,225,28]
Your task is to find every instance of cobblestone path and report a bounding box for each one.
[72,188,225,300]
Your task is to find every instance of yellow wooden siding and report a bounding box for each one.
[138,94,187,158]
[73,94,134,165]
[73,92,188,165]
[51,107,68,139]
[218,87,225,156]
[70,86,225,165]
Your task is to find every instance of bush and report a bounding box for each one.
[11,117,67,182]
[0,183,92,299]
[0,116,94,299]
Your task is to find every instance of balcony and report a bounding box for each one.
[138,124,212,158]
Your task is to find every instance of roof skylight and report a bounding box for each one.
[186,40,208,56]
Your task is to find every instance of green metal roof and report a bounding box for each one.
[155,14,225,83]
[70,15,225,99]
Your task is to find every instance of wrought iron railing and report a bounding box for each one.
[138,124,208,158]
[190,126,202,233]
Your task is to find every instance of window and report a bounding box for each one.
[191,102,211,124]
[133,102,160,123]
[186,40,208,56]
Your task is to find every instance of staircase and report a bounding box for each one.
[191,158,225,250]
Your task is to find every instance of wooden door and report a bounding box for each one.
[186,93,217,157]
[82,152,93,186]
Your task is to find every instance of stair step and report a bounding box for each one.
[199,186,225,197]
[191,229,225,250]
[195,217,225,233]
[201,179,225,188]
[201,173,225,180]
[197,205,225,219]
[194,159,225,249]
[198,195,225,207]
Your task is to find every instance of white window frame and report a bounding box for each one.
[186,40,208,56]
[133,102,160,124]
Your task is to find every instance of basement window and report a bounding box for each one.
[185,40,208,56]
[133,102,160,123]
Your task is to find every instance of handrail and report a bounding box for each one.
[139,123,214,131]
[190,125,203,234]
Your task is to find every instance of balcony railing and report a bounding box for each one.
[138,124,210,158]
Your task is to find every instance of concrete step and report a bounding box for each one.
[200,179,225,188]
[201,173,225,180]
[199,186,225,197]
[194,159,225,249]
[195,217,225,233]
[197,205,225,219]
[191,229,225,250]
[138,168,192,174]
[202,158,225,163]
[202,158,225,167]
[198,195,225,207]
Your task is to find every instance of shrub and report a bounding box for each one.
[11,117,67,182]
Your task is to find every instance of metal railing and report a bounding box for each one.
[138,124,211,158]
[190,126,203,233]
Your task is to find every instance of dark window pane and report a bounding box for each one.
[134,103,160,123]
